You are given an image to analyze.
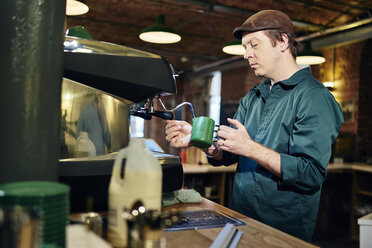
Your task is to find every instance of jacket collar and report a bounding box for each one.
[279,67,311,86]
[253,67,311,98]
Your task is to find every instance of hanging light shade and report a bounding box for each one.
[296,41,325,65]
[323,81,335,90]
[66,0,89,16]
[139,15,181,44]
[222,40,245,55]
[66,26,94,40]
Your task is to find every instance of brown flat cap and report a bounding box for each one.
[233,10,294,39]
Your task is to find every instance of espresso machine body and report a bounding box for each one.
[59,37,183,212]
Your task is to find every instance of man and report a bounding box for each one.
[165,10,343,241]
[77,92,111,156]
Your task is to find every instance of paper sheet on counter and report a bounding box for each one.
[67,224,112,248]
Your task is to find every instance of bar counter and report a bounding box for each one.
[163,198,319,248]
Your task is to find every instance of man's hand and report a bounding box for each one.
[216,118,253,156]
[165,120,192,148]
[217,118,281,177]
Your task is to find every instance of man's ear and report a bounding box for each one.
[279,33,290,52]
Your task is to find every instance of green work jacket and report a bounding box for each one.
[209,68,344,241]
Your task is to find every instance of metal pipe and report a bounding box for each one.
[158,98,196,118]
[0,0,66,183]
[170,0,324,31]
[296,17,372,42]
[183,55,244,79]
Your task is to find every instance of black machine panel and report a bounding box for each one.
[63,37,177,103]
[59,154,183,213]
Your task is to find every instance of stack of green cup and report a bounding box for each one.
[0,181,70,248]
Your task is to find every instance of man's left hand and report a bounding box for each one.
[216,118,253,157]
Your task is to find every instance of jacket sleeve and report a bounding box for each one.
[278,87,344,193]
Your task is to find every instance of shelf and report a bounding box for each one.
[183,168,235,206]
[206,195,221,200]
[356,190,372,197]
[182,163,237,174]
[351,169,372,241]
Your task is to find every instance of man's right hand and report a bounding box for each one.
[165,120,192,148]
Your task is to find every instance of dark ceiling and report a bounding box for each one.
[66,0,372,73]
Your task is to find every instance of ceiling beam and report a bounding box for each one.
[170,0,325,31]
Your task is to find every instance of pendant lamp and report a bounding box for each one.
[66,26,93,40]
[222,40,245,55]
[139,15,181,44]
[296,41,325,65]
[323,81,335,90]
[66,0,89,16]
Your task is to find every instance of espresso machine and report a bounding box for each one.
[59,36,183,212]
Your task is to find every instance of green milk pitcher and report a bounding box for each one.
[190,116,218,148]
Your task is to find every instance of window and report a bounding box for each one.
[209,71,221,124]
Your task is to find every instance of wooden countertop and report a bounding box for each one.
[163,198,318,248]
[327,163,372,173]
[182,163,237,174]
[184,162,372,174]
[350,163,372,173]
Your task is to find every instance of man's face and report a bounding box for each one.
[242,31,281,78]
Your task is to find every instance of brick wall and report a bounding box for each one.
[356,39,372,161]
[221,65,263,101]
[312,39,372,161]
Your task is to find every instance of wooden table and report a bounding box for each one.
[182,163,237,205]
[182,163,237,174]
[163,198,319,248]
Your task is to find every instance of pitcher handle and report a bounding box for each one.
[111,147,127,183]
